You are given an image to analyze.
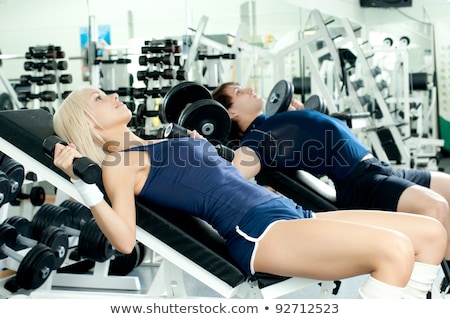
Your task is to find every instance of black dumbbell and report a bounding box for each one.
[0,171,10,207]
[42,135,102,184]
[17,90,57,102]
[10,171,46,207]
[0,223,54,290]
[32,203,114,262]
[3,216,68,269]
[0,153,25,204]
[162,123,235,162]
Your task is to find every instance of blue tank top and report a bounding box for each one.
[125,138,280,239]
[240,110,371,181]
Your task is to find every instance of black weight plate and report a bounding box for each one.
[4,216,32,238]
[39,225,68,269]
[178,99,231,143]
[0,171,9,206]
[59,199,92,229]
[16,243,54,290]
[304,94,328,114]
[78,218,114,262]
[265,80,294,116]
[160,81,212,124]
[109,242,139,276]
[0,224,18,256]
[0,157,25,203]
[29,186,45,206]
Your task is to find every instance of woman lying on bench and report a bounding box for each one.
[51,85,446,299]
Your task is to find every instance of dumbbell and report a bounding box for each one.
[137,69,176,81]
[0,171,10,207]
[42,135,102,184]
[0,223,54,290]
[10,171,46,207]
[3,216,68,269]
[20,74,57,85]
[0,153,25,204]
[161,123,235,162]
[17,90,57,102]
[32,203,114,262]
[23,60,58,71]
[139,54,175,66]
[160,82,232,143]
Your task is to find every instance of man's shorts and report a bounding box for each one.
[335,157,431,211]
[226,197,314,276]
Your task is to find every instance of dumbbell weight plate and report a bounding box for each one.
[264,80,294,116]
[78,218,114,262]
[0,157,25,203]
[16,243,54,290]
[3,216,32,250]
[303,94,328,114]
[0,224,18,259]
[109,241,140,276]
[59,199,92,229]
[32,204,72,239]
[159,81,212,124]
[0,171,11,207]
[39,225,68,269]
[178,99,231,143]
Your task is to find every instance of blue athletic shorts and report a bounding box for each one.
[335,157,431,211]
[226,197,314,276]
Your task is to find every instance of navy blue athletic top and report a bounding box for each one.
[125,138,280,239]
[240,110,371,181]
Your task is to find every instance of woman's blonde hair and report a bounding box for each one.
[53,86,107,164]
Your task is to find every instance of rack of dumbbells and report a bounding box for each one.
[131,38,186,138]
[0,196,145,297]
[15,45,72,114]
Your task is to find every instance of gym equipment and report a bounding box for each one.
[162,123,235,162]
[0,153,25,203]
[20,74,57,85]
[42,135,102,184]
[17,90,57,102]
[159,81,212,124]
[10,171,46,206]
[31,203,114,262]
[264,80,295,116]
[159,82,231,143]
[0,223,55,290]
[3,216,68,269]
[0,171,10,207]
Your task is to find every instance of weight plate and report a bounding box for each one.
[59,199,92,229]
[16,243,54,290]
[0,157,25,203]
[0,171,9,206]
[29,186,45,206]
[265,80,294,116]
[304,94,328,114]
[178,99,231,143]
[159,81,212,124]
[39,225,68,269]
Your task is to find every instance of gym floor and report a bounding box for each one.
[3,156,450,299]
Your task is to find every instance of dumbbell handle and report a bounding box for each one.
[0,243,24,262]
[42,135,102,184]
[16,234,38,247]
[164,123,235,162]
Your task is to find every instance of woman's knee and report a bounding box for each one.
[373,233,415,286]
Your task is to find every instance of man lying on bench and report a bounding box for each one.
[47,85,446,299]
[212,82,450,285]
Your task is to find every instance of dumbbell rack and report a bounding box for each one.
[132,38,185,138]
[15,45,72,114]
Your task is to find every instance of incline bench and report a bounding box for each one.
[0,108,340,298]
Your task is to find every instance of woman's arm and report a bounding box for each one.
[232,146,261,179]
[53,143,138,254]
